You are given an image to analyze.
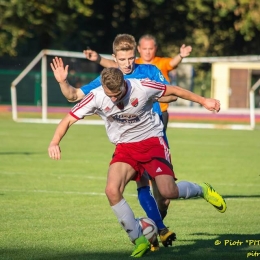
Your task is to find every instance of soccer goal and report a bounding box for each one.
[10,50,259,130]
[10,49,113,125]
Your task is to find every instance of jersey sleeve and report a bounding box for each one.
[160,57,174,70]
[148,66,169,84]
[140,79,166,99]
[69,92,97,119]
[80,76,102,95]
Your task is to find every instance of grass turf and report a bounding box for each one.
[0,113,259,260]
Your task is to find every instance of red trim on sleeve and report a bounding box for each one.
[71,93,94,114]
[161,88,166,97]
[69,111,80,120]
[140,79,166,91]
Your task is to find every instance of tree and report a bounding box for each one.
[0,0,259,57]
[0,0,94,56]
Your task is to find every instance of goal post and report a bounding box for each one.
[10,50,258,130]
[10,49,112,123]
[250,78,260,129]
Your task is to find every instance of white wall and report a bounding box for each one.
[211,62,260,109]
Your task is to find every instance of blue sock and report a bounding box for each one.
[137,186,166,230]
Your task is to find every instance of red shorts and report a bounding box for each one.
[110,137,176,181]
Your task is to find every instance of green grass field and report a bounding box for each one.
[0,113,259,260]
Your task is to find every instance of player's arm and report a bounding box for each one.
[157,95,178,103]
[48,113,77,160]
[169,44,192,68]
[164,85,220,112]
[50,57,85,102]
[83,48,117,68]
[148,66,178,102]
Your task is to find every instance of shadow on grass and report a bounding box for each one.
[224,194,260,199]
[0,152,43,155]
[1,233,259,260]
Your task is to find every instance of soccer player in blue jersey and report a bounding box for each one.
[51,34,226,251]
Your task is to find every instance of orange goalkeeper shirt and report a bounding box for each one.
[135,57,174,112]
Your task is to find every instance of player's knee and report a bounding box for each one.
[105,185,114,198]
[156,198,169,211]
[160,187,179,199]
[105,185,121,203]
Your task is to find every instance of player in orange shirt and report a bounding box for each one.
[136,34,192,131]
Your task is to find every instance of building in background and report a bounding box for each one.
[211,62,260,109]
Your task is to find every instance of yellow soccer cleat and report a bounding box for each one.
[200,182,227,213]
[150,237,160,251]
[159,228,176,247]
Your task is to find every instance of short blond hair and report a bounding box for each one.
[112,34,137,54]
[101,67,124,92]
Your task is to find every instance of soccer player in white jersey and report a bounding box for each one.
[48,67,226,258]
[51,34,227,252]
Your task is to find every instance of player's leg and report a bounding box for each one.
[166,180,226,213]
[178,181,227,212]
[161,110,169,132]
[150,179,170,220]
[154,176,226,213]
[145,137,226,214]
[151,118,171,220]
[149,174,177,247]
[136,174,169,251]
[136,173,166,231]
[106,162,150,257]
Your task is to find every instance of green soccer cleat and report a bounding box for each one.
[200,182,227,213]
[159,228,176,247]
[130,235,150,258]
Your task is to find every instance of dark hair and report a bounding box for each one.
[101,67,124,91]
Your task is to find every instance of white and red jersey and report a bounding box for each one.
[70,78,166,145]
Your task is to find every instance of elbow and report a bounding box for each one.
[171,96,178,102]
[67,98,76,103]
[66,92,83,103]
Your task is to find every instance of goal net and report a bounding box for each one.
[10,49,259,130]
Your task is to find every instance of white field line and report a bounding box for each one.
[1,171,260,188]
[0,172,107,179]
[0,189,137,197]
[1,171,260,187]
[0,189,259,201]
[216,183,260,187]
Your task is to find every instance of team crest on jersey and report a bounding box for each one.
[104,106,111,113]
[130,98,138,107]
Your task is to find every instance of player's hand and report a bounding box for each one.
[48,143,61,160]
[83,48,100,62]
[50,57,68,84]
[179,44,192,58]
[202,98,221,112]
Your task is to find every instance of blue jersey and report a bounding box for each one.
[81,64,169,116]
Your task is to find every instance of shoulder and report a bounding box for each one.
[92,85,104,95]
[135,63,160,72]
[135,57,142,64]
[154,56,171,61]
[134,63,166,83]
[80,76,102,94]
[153,56,172,66]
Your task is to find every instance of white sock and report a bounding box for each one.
[177,181,203,199]
[111,198,142,241]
